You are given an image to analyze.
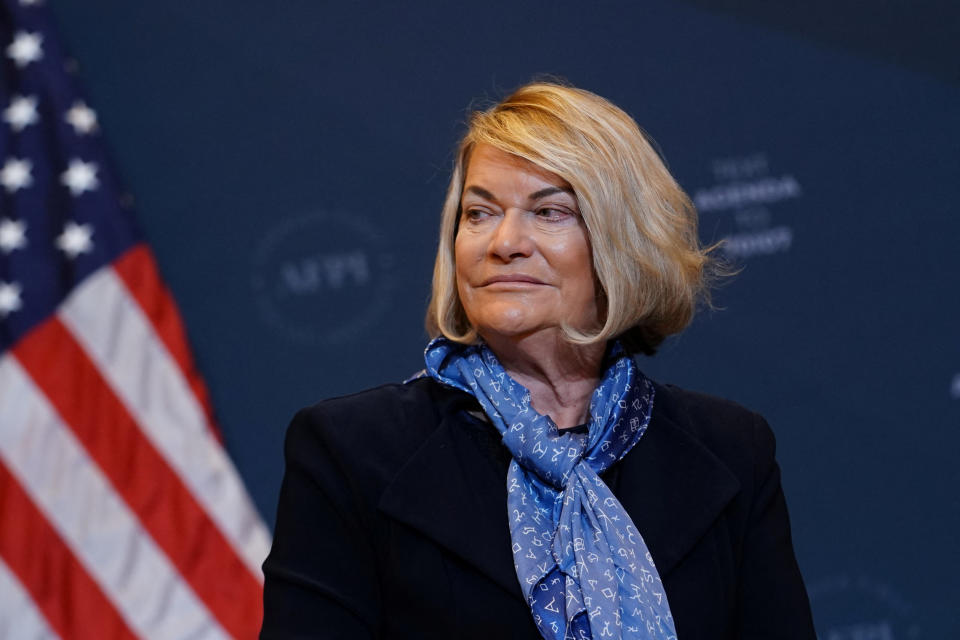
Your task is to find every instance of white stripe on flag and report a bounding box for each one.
[59,266,271,579]
[0,354,229,640]
[0,559,60,640]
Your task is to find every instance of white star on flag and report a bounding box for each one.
[0,157,33,192]
[3,95,38,131]
[6,31,43,67]
[61,159,99,195]
[55,221,94,258]
[0,218,27,253]
[65,101,98,134]
[0,280,23,317]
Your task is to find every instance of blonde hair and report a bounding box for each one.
[426,81,718,355]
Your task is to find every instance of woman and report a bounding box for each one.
[260,82,815,639]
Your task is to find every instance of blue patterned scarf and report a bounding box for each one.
[423,337,677,640]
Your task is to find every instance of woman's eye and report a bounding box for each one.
[536,207,570,220]
[463,208,489,222]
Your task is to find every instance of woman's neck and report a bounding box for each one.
[483,332,606,429]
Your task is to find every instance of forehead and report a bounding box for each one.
[463,144,572,196]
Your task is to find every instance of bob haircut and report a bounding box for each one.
[426,81,718,355]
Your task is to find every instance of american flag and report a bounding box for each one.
[0,1,271,638]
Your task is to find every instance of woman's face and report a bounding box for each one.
[455,144,598,342]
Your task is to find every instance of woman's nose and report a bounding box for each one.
[489,209,534,260]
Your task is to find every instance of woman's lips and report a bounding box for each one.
[480,275,547,286]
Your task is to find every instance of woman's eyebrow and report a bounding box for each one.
[528,186,573,200]
[463,185,496,200]
[462,185,574,202]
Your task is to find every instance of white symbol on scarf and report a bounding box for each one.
[577,557,589,575]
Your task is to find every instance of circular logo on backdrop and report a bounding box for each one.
[808,574,922,639]
[251,211,397,346]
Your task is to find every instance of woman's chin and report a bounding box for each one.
[474,314,563,344]
[474,315,544,340]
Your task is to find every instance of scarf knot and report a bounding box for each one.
[423,337,677,640]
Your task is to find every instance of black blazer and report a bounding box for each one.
[260,377,815,639]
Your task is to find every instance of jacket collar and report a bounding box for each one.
[615,385,742,576]
[377,382,740,600]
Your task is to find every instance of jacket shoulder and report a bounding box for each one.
[654,382,766,431]
[283,377,469,491]
[651,382,776,476]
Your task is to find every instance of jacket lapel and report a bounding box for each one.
[616,398,742,577]
[377,397,522,599]
[377,381,742,597]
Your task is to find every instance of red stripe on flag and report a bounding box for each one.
[112,245,220,440]
[13,318,264,639]
[0,460,138,640]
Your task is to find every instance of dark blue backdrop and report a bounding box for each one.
[50,1,959,636]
